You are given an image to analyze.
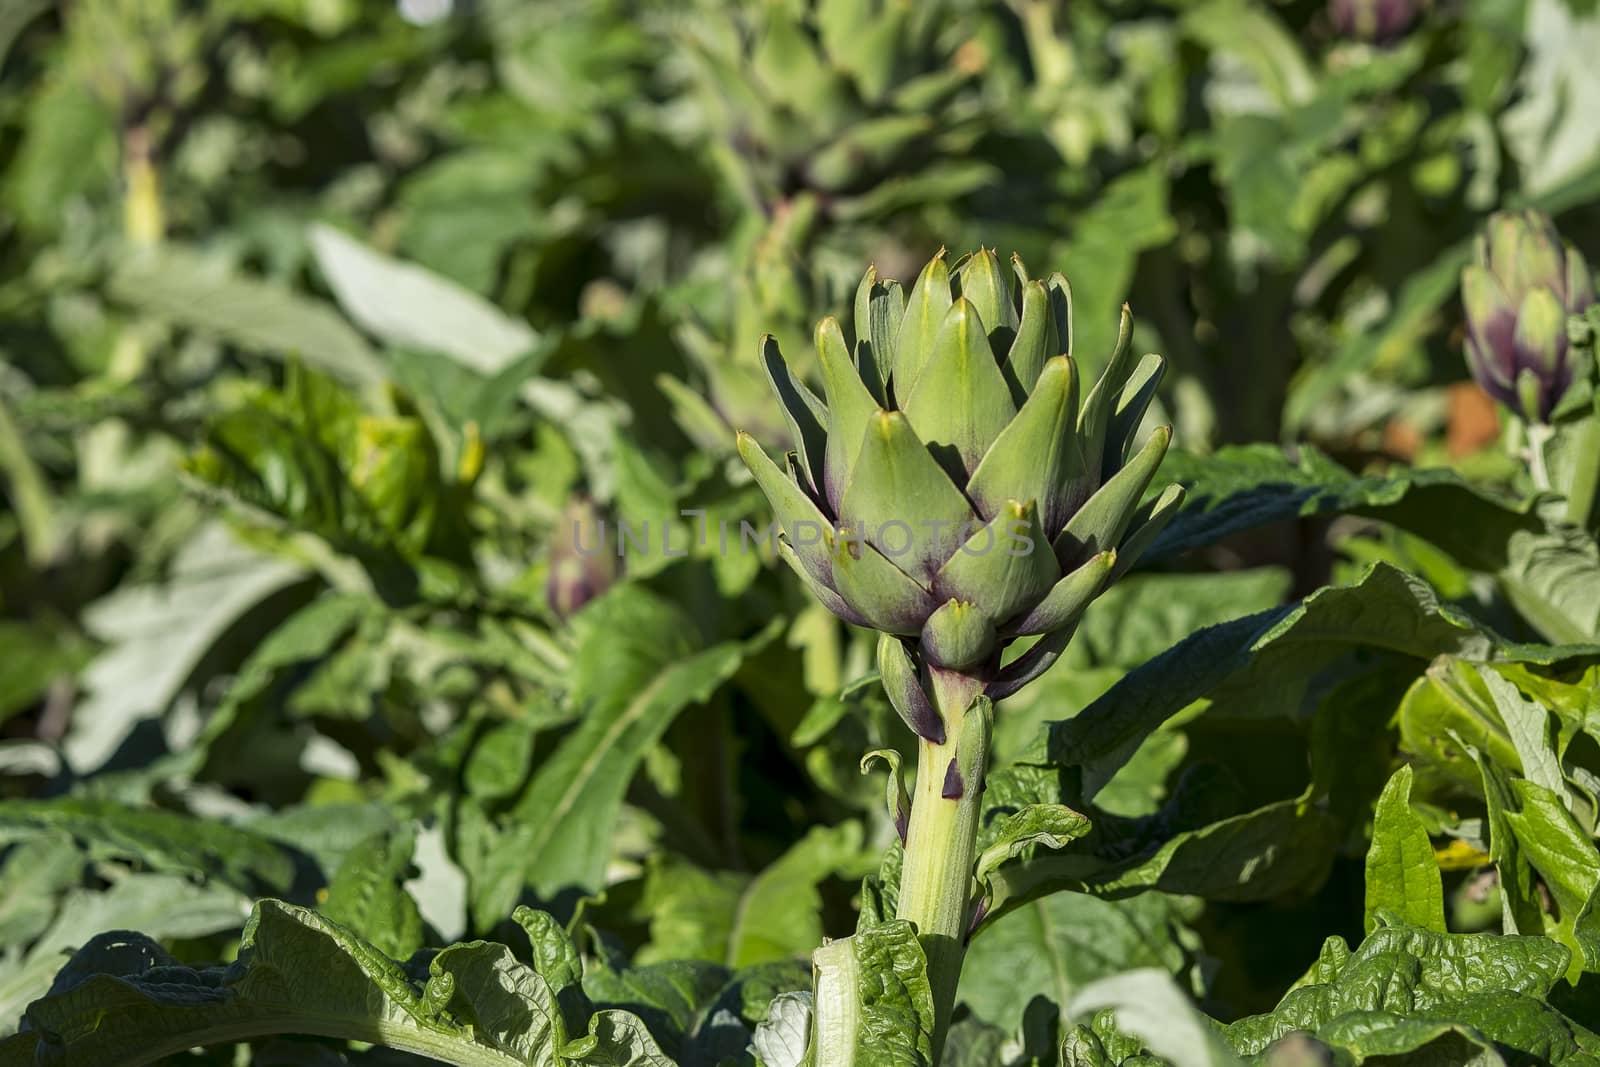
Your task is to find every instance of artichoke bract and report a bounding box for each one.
[1462,210,1596,423]
[737,248,1184,737]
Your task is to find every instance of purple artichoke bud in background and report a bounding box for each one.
[1329,0,1419,43]
[1461,210,1596,423]
[547,496,618,621]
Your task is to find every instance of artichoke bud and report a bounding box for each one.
[740,249,1182,711]
[1461,210,1596,423]
[546,496,618,621]
[1328,0,1420,43]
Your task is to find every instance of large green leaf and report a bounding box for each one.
[811,920,936,1067]
[0,873,249,1039]
[1363,765,1446,934]
[309,223,539,375]
[1222,917,1596,1063]
[1148,444,1540,573]
[108,245,386,385]
[639,822,867,969]
[959,893,1201,1037]
[1149,445,1600,642]
[1031,563,1507,799]
[0,900,668,1067]
[0,797,295,895]
[319,827,425,961]
[474,590,773,918]
[62,523,306,773]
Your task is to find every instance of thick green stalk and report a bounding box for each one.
[894,669,990,1061]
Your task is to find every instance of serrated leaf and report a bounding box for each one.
[0,899,665,1066]
[811,921,936,1067]
[1363,765,1446,934]
[320,827,424,961]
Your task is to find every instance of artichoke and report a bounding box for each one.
[737,248,1184,736]
[1462,210,1596,423]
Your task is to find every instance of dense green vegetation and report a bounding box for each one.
[1,0,1599,1063]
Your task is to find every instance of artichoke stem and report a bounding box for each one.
[1526,421,1554,493]
[895,668,990,1061]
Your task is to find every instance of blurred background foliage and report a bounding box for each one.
[4,0,1600,1054]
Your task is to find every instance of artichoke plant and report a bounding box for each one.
[1462,209,1596,424]
[674,0,1000,224]
[737,247,1183,1051]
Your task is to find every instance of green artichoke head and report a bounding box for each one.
[738,248,1183,735]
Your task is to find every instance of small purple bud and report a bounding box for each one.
[967,896,990,940]
[1329,0,1419,44]
[546,496,619,621]
[941,759,963,800]
[894,806,909,844]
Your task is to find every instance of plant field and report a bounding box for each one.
[1,1,1599,1064]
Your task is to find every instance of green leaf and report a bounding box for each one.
[0,623,91,726]
[0,797,295,895]
[1068,969,1236,1067]
[1501,519,1600,644]
[1363,765,1446,934]
[960,893,1201,1037]
[1148,444,1542,573]
[582,957,727,1056]
[987,792,1341,918]
[1053,165,1176,377]
[427,939,570,1060]
[108,244,386,386]
[0,899,666,1066]
[0,836,80,948]
[309,223,539,375]
[0,873,249,1038]
[811,921,936,1067]
[565,1010,678,1065]
[1478,664,1575,803]
[63,523,306,773]
[1498,777,1600,980]
[640,822,867,969]
[320,827,425,961]
[1222,917,1591,1062]
[1035,563,1499,800]
[973,804,1090,892]
[187,363,451,559]
[476,590,771,918]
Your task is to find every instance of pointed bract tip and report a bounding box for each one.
[941,758,964,799]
